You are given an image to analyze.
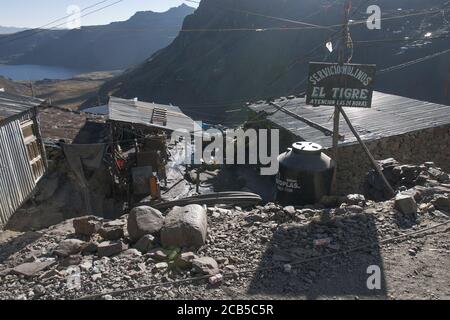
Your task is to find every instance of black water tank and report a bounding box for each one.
[276,142,334,206]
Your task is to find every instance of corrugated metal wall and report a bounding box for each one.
[0,118,36,226]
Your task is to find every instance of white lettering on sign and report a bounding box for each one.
[331,88,369,100]
[311,87,326,99]
[309,65,373,86]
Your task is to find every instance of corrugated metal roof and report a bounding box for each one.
[248,91,450,149]
[0,92,44,121]
[82,104,108,115]
[108,96,198,133]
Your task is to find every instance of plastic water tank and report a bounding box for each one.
[276,142,334,206]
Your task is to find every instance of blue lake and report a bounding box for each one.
[0,64,84,81]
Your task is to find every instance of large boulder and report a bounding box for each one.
[127,206,164,242]
[160,205,207,248]
[394,194,417,216]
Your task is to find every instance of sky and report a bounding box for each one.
[0,0,199,28]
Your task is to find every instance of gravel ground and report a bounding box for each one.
[1,196,449,300]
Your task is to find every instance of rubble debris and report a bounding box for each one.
[153,262,169,273]
[54,239,86,257]
[0,157,448,300]
[133,235,155,254]
[127,206,164,242]
[81,242,98,255]
[11,260,56,278]
[192,257,219,276]
[394,194,418,216]
[283,264,292,273]
[365,159,450,201]
[119,249,142,259]
[161,205,208,248]
[208,274,224,285]
[346,194,366,207]
[39,269,62,280]
[346,205,364,214]
[320,195,345,208]
[174,252,198,270]
[147,249,169,262]
[283,206,296,215]
[99,222,125,241]
[97,241,128,258]
[73,217,101,237]
[432,195,450,212]
[59,255,83,267]
[314,238,333,247]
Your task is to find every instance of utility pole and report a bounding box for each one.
[331,0,351,195]
[29,81,35,98]
[332,0,395,198]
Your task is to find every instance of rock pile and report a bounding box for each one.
[1,204,217,290]
[365,158,450,201]
[0,159,449,300]
[68,205,211,262]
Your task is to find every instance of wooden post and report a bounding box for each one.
[338,106,396,197]
[196,167,200,193]
[331,1,350,195]
[331,106,340,194]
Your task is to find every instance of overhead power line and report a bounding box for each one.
[0,0,125,46]
[379,47,450,74]
[184,0,337,32]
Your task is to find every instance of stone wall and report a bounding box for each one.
[324,124,450,195]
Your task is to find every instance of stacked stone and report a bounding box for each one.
[324,124,450,195]
[364,158,450,201]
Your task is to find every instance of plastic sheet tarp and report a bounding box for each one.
[62,143,106,213]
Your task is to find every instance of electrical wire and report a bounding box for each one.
[0,0,125,46]
[184,0,337,31]
[379,47,450,74]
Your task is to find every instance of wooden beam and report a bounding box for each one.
[339,106,396,197]
[269,102,344,139]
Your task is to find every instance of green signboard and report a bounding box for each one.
[306,62,376,108]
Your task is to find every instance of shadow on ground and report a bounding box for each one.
[0,231,42,264]
[247,213,387,299]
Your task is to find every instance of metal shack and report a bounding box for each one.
[107,96,198,201]
[0,92,47,226]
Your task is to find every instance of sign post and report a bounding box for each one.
[305,61,394,197]
[305,0,394,197]
[306,62,377,108]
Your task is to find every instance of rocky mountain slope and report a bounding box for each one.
[0,76,31,95]
[98,0,450,122]
[0,4,195,71]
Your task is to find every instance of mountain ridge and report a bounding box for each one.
[0,4,195,71]
[97,0,450,123]
[0,26,28,35]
